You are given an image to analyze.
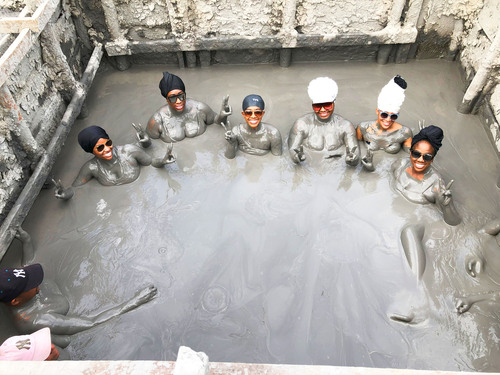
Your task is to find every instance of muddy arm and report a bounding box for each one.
[344,125,360,166]
[434,180,461,226]
[25,285,157,335]
[288,127,306,163]
[15,227,35,266]
[146,113,165,140]
[213,95,232,126]
[455,292,498,314]
[270,130,283,156]
[71,161,96,188]
[224,127,238,159]
[400,224,426,280]
[129,145,152,167]
[480,218,500,236]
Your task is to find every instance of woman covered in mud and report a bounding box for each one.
[146,71,231,142]
[392,125,461,226]
[357,75,413,171]
[224,94,282,159]
[54,125,174,200]
[287,76,359,165]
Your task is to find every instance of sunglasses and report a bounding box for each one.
[410,149,434,162]
[167,93,186,103]
[95,139,113,152]
[243,110,264,117]
[312,102,334,111]
[379,111,399,121]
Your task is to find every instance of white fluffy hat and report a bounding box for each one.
[377,75,407,113]
[308,77,338,103]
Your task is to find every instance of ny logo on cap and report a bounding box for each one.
[13,269,26,278]
[15,339,31,351]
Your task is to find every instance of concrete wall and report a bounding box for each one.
[1,0,499,225]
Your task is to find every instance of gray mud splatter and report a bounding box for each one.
[1,61,499,370]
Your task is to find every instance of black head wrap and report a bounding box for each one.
[159,72,185,98]
[78,125,109,153]
[394,75,407,89]
[411,125,443,154]
[242,94,265,110]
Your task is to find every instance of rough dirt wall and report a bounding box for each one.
[0,4,84,222]
[417,0,500,154]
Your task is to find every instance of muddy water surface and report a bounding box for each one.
[3,60,500,370]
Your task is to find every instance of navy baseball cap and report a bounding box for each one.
[0,264,44,303]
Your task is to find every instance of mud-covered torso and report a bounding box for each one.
[156,99,209,141]
[233,123,278,155]
[90,146,141,186]
[358,121,412,152]
[392,159,443,204]
[294,113,356,155]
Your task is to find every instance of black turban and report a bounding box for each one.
[159,72,185,98]
[411,125,443,154]
[394,75,407,89]
[78,125,109,153]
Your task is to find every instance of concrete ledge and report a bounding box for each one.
[105,26,418,56]
[0,361,486,375]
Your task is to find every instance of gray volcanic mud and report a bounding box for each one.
[2,61,499,370]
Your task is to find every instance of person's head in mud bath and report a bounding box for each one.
[159,72,186,113]
[78,125,113,160]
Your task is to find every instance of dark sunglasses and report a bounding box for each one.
[95,139,113,152]
[379,111,399,121]
[167,93,186,103]
[410,149,434,162]
[312,102,334,111]
[244,110,263,117]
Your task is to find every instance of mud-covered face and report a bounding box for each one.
[93,138,113,160]
[410,140,434,173]
[312,101,334,120]
[242,106,264,128]
[376,108,398,130]
[167,89,186,112]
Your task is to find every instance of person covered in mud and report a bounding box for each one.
[0,262,157,348]
[54,125,175,200]
[146,71,232,142]
[357,75,413,171]
[288,76,359,165]
[392,125,461,226]
[224,94,282,159]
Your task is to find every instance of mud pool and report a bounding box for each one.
[1,60,500,370]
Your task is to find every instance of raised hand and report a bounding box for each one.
[134,285,158,305]
[219,95,232,125]
[361,148,375,171]
[152,143,176,167]
[438,180,454,206]
[292,145,306,163]
[53,179,74,200]
[345,145,359,166]
[15,226,31,243]
[455,297,472,314]
[132,123,151,148]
